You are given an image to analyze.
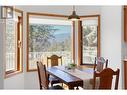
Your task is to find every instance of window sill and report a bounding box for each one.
[5,71,23,79]
[80,64,94,68]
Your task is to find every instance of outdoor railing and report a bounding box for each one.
[6,50,97,70]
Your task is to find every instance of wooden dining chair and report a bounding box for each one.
[93,68,120,89]
[47,55,63,86]
[47,55,62,67]
[94,57,108,72]
[37,61,63,90]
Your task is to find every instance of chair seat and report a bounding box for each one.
[49,85,64,90]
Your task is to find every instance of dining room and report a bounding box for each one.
[0,5,127,90]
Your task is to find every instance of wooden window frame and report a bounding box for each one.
[78,15,100,66]
[4,7,23,78]
[124,6,127,42]
[26,12,75,72]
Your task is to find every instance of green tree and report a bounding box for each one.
[29,24,58,52]
[83,26,92,46]
[83,25,97,47]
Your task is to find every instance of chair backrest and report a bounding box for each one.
[47,55,62,67]
[94,57,108,72]
[93,68,120,89]
[37,61,49,89]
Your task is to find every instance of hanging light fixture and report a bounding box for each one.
[68,6,80,20]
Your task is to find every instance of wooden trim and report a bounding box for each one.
[97,15,101,57]
[17,17,20,71]
[26,13,38,72]
[17,16,23,71]
[26,13,29,72]
[14,8,23,13]
[124,61,127,89]
[79,15,101,65]
[26,12,74,72]
[78,21,82,65]
[72,21,75,64]
[4,7,23,78]
[27,12,68,18]
[5,71,23,78]
[79,15,100,18]
[124,6,127,42]
[21,11,23,73]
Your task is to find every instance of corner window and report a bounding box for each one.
[78,15,100,65]
[27,13,74,71]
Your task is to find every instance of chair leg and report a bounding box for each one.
[51,82,54,86]
[40,85,42,90]
[76,86,79,90]
[61,83,63,87]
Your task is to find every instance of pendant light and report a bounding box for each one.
[68,6,80,20]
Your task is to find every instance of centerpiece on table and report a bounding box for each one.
[65,60,77,71]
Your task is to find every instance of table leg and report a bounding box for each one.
[76,86,79,90]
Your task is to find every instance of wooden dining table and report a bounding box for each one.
[46,66,94,89]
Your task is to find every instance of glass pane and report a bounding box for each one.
[82,17,98,64]
[28,18,72,70]
[5,9,22,72]
[6,19,17,71]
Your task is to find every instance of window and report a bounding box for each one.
[4,6,23,77]
[27,13,74,71]
[78,15,100,65]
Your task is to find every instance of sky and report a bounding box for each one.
[53,25,71,35]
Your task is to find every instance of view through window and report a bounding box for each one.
[81,17,100,64]
[5,7,23,76]
[28,15,73,71]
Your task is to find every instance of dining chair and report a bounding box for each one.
[47,55,62,67]
[47,55,63,86]
[93,68,120,89]
[94,57,108,72]
[37,61,63,90]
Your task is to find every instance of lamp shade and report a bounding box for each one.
[68,6,80,20]
[68,10,80,20]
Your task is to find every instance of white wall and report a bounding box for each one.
[16,6,101,16]
[2,6,125,89]
[4,73,24,89]
[101,6,123,89]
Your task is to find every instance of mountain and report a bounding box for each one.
[51,33,71,42]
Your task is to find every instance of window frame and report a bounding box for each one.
[26,12,75,72]
[4,7,23,78]
[78,15,100,66]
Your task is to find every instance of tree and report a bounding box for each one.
[83,26,91,46]
[29,24,59,52]
[83,25,97,47]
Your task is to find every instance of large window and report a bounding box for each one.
[79,15,100,65]
[27,13,73,71]
[4,6,23,77]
